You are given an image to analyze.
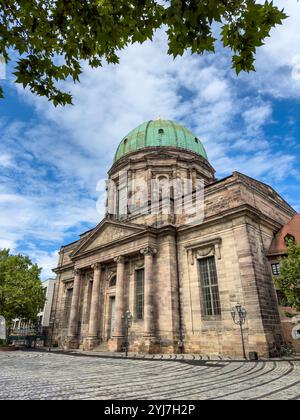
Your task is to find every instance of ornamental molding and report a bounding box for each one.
[114,255,126,264]
[107,267,117,275]
[73,269,81,276]
[91,262,101,271]
[64,281,74,291]
[61,277,74,285]
[185,238,222,265]
[105,270,117,284]
[135,260,145,269]
[128,259,144,275]
[87,273,94,282]
[140,246,157,257]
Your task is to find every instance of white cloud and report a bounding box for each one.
[2,1,299,277]
[24,247,59,280]
[242,103,273,130]
[243,0,300,98]
[0,153,13,168]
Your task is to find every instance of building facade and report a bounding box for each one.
[50,119,296,357]
[267,214,300,353]
[12,278,56,332]
[37,279,56,328]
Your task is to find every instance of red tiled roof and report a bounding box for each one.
[268,214,300,256]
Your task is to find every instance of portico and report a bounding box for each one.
[60,224,160,352]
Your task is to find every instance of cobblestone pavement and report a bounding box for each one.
[0,350,299,400]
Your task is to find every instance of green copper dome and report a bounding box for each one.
[113,120,208,163]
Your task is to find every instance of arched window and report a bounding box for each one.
[158,128,164,134]
[109,276,117,287]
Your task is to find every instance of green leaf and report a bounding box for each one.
[0,0,288,105]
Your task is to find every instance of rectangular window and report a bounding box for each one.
[198,257,221,317]
[271,263,280,276]
[63,288,73,328]
[135,269,144,320]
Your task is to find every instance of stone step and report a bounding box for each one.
[93,342,109,352]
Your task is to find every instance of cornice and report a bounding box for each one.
[52,262,74,274]
[177,204,284,235]
[108,147,215,176]
[203,173,295,216]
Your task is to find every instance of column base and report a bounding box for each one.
[83,337,101,351]
[139,337,160,354]
[63,336,79,350]
[108,336,125,352]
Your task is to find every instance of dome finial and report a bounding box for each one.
[156,115,162,121]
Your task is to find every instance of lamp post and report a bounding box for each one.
[231,303,247,360]
[122,310,133,357]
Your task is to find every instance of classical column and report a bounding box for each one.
[88,263,102,338]
[112,256,126,338]
[67,269,81,341]
[141,246,157,337]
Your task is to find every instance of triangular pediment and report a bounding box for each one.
[71,219,145,256]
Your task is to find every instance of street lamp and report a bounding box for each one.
[231,303,247,359]
[122,310,133,357]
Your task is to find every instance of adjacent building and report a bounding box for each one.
[50,119,297,357]
[37,279,56,328]
[267,214,300,353]
[12,278,56,331]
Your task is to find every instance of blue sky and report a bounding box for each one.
[0,0,300,279]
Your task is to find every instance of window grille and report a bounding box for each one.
[135,269,144,320]
[198,257,221,317]
[271,263,280,276]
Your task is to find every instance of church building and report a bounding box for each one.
[51,119,296,357]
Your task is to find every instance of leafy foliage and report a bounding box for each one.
[0,1,287,105]
[0,249,46,327]
[276,239,300,311]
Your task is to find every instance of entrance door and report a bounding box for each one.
[110,297,116,338]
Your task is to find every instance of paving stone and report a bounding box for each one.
[0,350,299,400]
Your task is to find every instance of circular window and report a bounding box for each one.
[158,129,164,134]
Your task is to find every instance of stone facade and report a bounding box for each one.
[50,143,296,357]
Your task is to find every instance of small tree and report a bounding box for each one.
[276,239,300,312]
[0,249,46,341]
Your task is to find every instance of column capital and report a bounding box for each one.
[73,269,81,276]
[140,246,157,257]
[91,262,101,271]
[114,255,126,264]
